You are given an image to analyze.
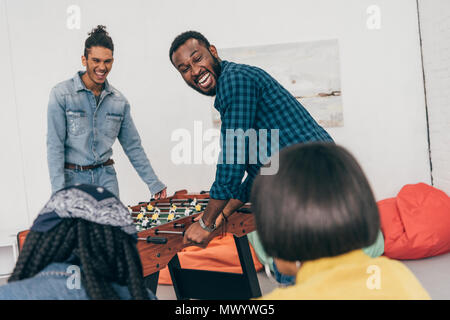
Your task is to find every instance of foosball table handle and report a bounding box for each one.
[138,236,168,244]
[236,207,252,214]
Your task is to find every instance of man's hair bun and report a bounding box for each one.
[88,25,109,36]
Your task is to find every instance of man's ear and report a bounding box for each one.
[209,45,219,59]
[81,55,87,67]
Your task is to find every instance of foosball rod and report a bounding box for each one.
[154,230,184,235]
[140,198,209,205]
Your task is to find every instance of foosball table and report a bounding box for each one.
[128,190,261,300]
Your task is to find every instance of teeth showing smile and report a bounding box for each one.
[198,72,211,87]
[95,71,106,77]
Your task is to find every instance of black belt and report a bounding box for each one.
[64,159,114,171]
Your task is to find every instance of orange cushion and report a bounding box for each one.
[17,230,30,251]
[379,183,450,260]
[158,233,263,285]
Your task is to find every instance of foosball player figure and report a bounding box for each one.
[167,204,178,222]
[167,212,175,222]
[141,217,150,229]
[151,207,161,225]
[184,207,192,217]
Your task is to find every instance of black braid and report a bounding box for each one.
[122,236,149,300]
[86,222,113,278]
[104,227,117,266]
[9,220,76,281]
[9,219,150,300]
[8,231,43,281]
[76,220,113,299]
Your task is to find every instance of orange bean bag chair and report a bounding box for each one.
[158,233,263,285]
[378,183,450,260]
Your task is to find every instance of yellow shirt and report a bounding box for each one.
[260,250,430,300]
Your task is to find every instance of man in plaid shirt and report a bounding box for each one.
[170,31,333,245]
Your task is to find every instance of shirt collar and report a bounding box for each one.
[220,60,229,70]
[217,60,229,82]
[73,71,112,94]
[296,249,369,283]
[213,60,229,111]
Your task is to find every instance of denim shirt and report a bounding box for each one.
[0,262,157,300]
[47,71,166,195]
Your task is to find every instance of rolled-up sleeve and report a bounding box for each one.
[210,73,258,201]
[47,87,67,194]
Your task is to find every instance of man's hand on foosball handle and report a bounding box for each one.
[184,212,230,246]
[183,221,212,247]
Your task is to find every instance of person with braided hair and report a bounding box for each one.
[47,25,166,200]
[0,184,156,300]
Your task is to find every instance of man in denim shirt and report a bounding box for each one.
[47,25,166,199]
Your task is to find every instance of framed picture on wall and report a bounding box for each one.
[217,39,343,128]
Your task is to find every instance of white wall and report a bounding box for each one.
[418,0,450,195]
[0,0,432,231]
[0,0,30,231]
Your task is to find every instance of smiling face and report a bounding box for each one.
[171,38,221,96]
[81,46,114,87]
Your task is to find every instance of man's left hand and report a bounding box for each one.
[183,198,229,246]
[183,221,213,247]
[153,188,167,200]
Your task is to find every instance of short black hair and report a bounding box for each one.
[169,30,211,63]
[84,25,114,58]
[250,142,380,262]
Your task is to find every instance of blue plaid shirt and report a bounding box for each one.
[210,61,333,202]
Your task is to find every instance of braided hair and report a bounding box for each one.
[9,219,149,300]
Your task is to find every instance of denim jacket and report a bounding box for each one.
[47,71,166,195]
[0,262,157,300]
